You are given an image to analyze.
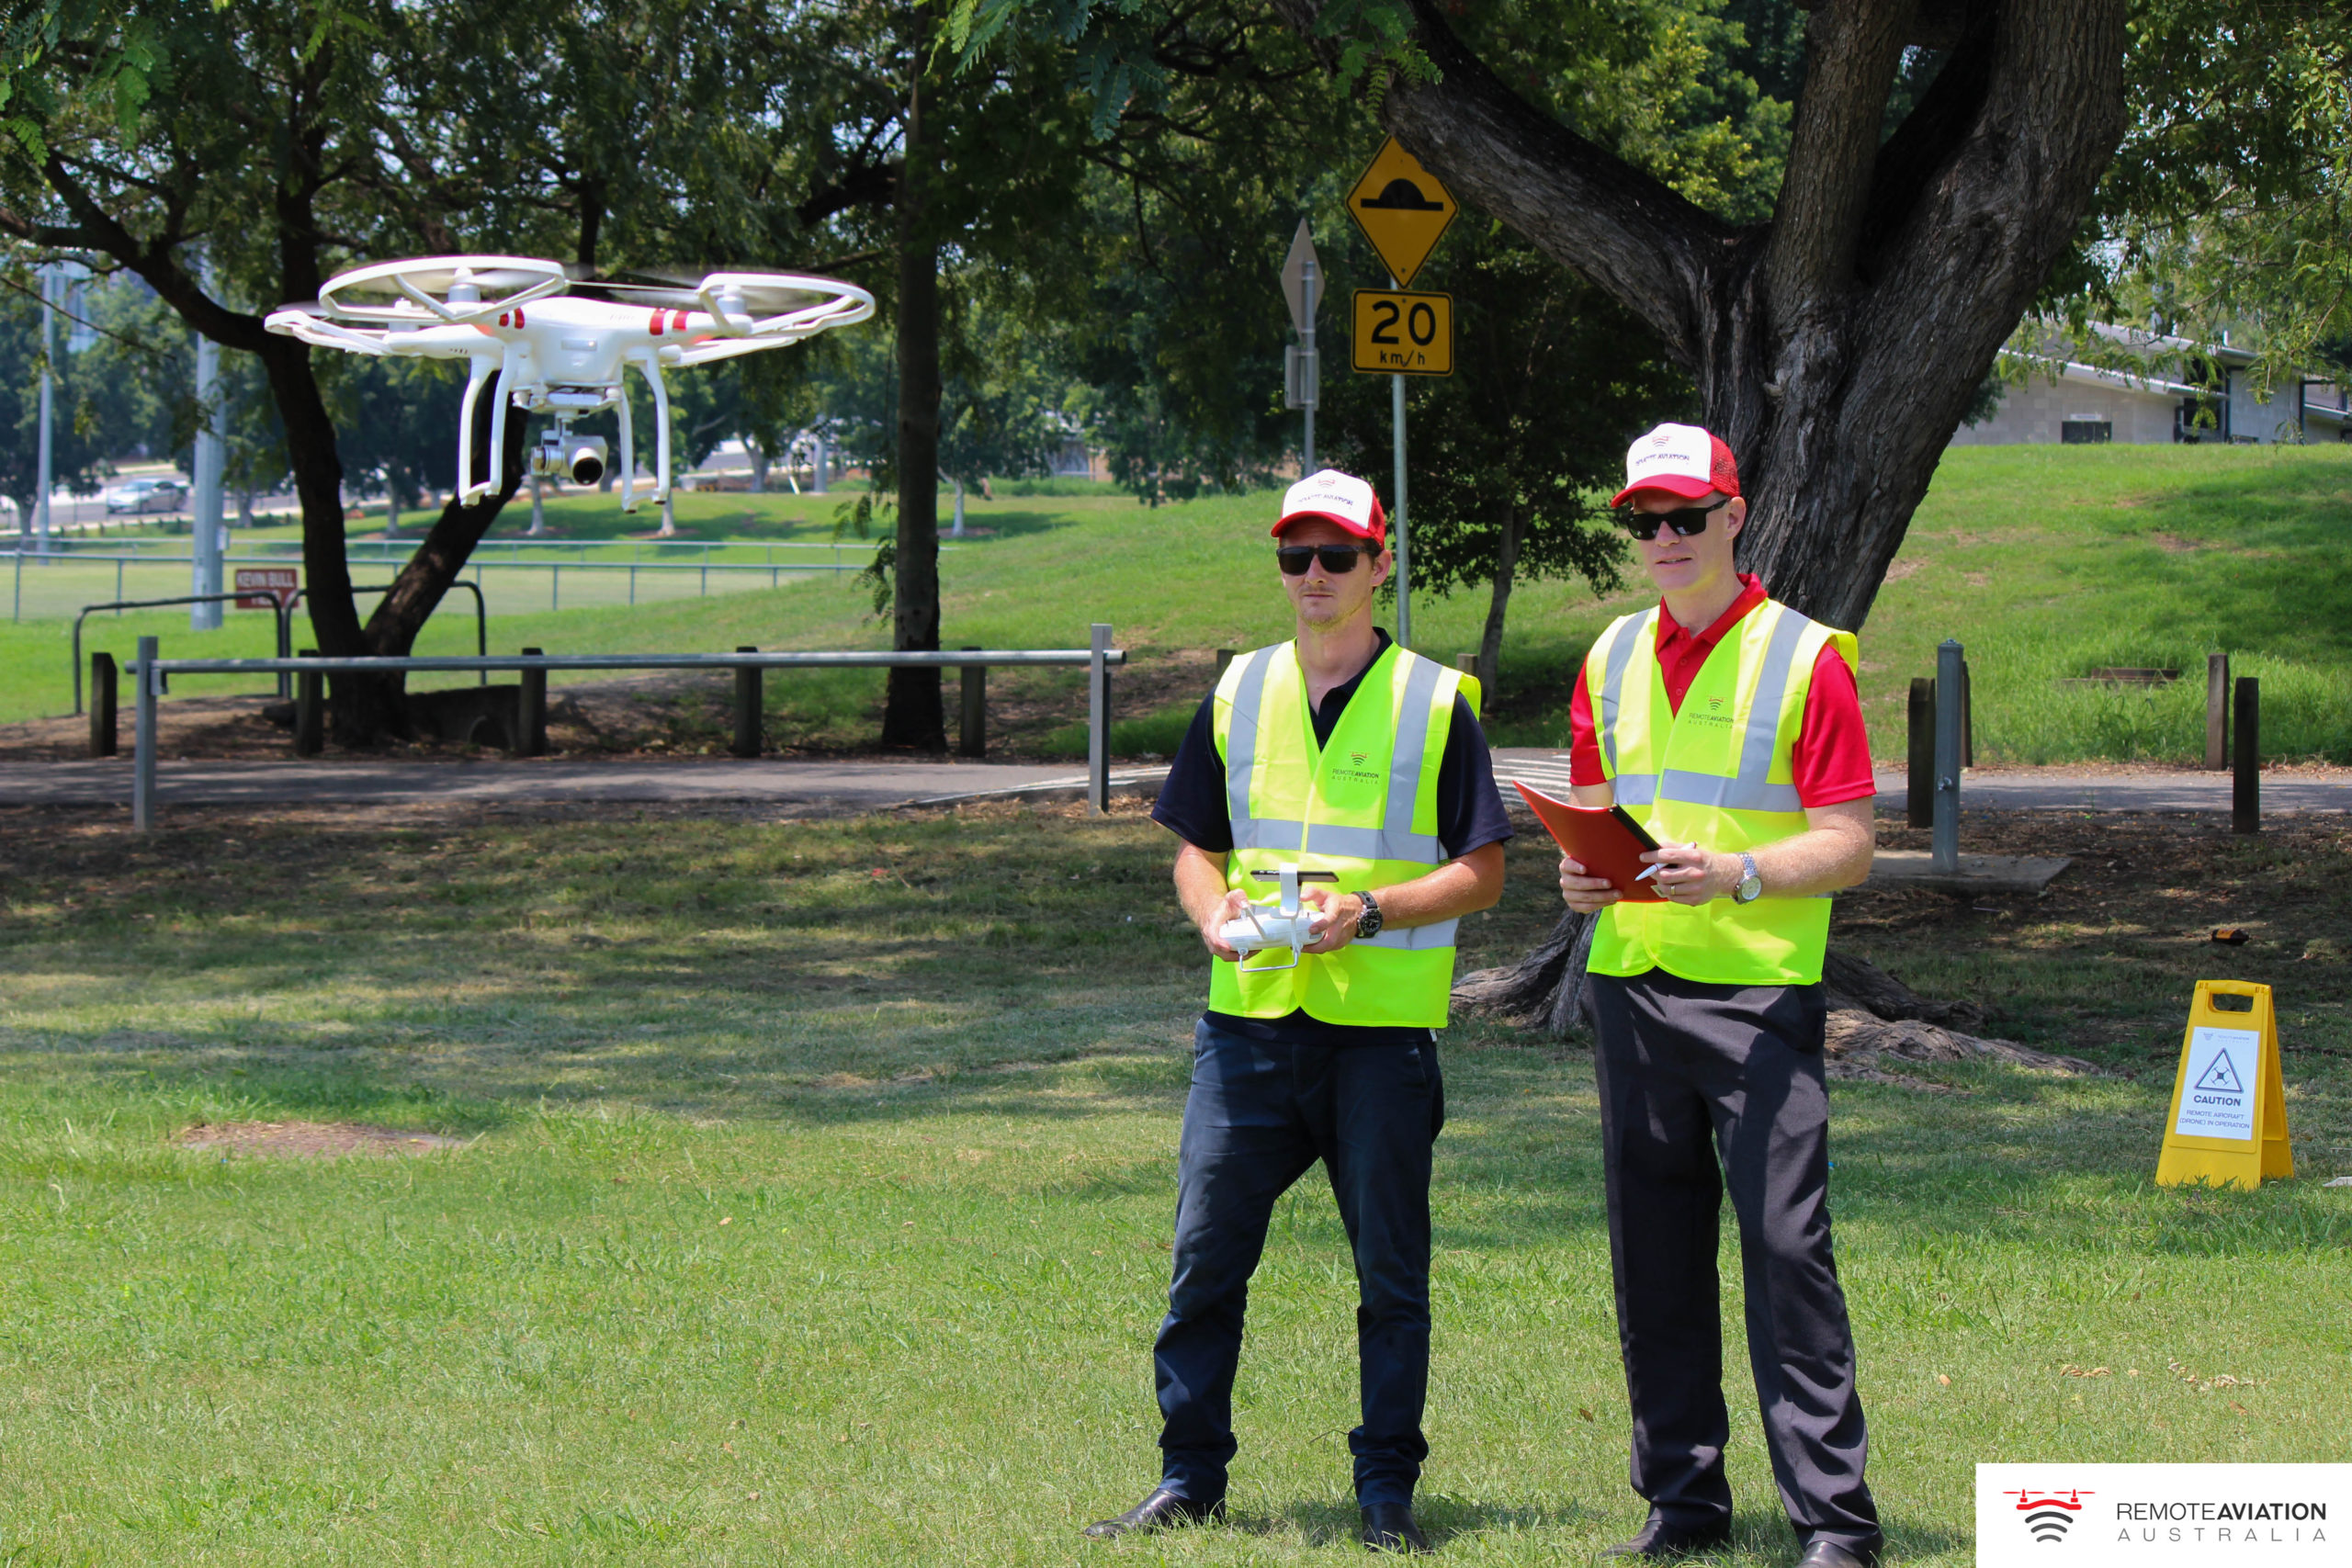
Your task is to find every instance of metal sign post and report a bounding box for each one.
[1280,220,1320,471]
[1349,140,1458,652]
[1391,276,1410,649]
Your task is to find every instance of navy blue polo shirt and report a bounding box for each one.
[1151,630,1513,1046]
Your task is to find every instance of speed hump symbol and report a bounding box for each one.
[1347,136,1457,287]
[1351,290,1452,376]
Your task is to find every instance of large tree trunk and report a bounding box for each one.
[363,375,533,665]
[1475,502,1523,692]
[1271,0,2128,630]
[882,47,946,751]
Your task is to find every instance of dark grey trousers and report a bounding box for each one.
[1589,968,1881,1555]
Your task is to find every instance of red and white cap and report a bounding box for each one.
[1610,422,1741,507]
[1274,468,1386,541]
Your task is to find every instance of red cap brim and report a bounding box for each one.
[1272,507,1385,541]
[1609,474,1719,508]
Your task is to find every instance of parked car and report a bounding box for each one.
[106,478,187,514]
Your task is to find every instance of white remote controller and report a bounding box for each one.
[1217,863,1336,971]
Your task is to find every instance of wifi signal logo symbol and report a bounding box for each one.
[2007,1489,2092,1544]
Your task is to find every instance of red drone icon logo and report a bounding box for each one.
[2006,1489,2093,1544]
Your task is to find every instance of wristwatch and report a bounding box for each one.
[1732,852,1764,904]
[1354,889,1385,939]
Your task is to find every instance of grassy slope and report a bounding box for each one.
[0,804,2346,1564]
[8,447,2352,761]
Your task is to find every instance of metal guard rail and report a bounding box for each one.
[122,626,1125,829]
[73,580,490,715]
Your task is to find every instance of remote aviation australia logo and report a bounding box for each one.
[2009,1488,2093,1545]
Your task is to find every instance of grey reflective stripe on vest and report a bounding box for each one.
[1223,647,1278,835]
[1611,773,1657,807]
[1653,768,1804,813]
[1611,604,1814,816]
[1356,918,1457,952]
[1384,653,1444,844]
[1727,605,1811,808]
[1230,818,1443,861]
[1225,647,1445,863]
[1597,613,1650,775]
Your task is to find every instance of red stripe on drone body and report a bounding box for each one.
[514,308,526,327]
[649,310,664,335]
[671,310,689,333]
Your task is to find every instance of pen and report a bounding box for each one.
[1634,864,1662,883]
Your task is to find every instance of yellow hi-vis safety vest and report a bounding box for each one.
[1209,640,1476,1029]
[1583,598,1860,987]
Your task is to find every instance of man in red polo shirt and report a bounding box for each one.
[1557,423,1883,1568]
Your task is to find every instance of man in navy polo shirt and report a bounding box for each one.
[1083,470,1512,1553]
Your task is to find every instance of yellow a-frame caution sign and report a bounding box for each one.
[2155,980,2293,1190]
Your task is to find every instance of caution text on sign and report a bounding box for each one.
[1351,290,1452,376]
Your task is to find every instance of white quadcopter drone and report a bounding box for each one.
[265,255,874,513]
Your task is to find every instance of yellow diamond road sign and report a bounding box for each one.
[1347,136,1457,288]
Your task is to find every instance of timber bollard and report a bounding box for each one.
[1216,649,1237,678]
[294,650,324,757]
[517,647,548,757]
[2233,675,2260,834]
[89,651,118,758]
[2207,653,2231,770]
[731,645,762,758]
[1907,677,1934,829]
[959,647,986,758]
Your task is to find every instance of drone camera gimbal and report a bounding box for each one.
[535,431,609,487]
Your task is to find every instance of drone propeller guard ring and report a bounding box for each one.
[318,254,571,327]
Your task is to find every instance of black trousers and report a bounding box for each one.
[1153,1018,1444,1506]
[1589,968,1881,1553]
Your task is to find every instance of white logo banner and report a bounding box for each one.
[1977,1464,2347,1565]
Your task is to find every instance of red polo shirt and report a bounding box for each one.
[1567,573,1876,805]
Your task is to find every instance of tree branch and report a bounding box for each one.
[1762,0,1911,315]
[1263,0,1730,356]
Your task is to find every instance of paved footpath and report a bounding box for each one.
[3,750,2346,816]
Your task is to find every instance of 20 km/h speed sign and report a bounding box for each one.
[1351,290,1452,376]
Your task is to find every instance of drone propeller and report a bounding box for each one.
[318,254,571,326]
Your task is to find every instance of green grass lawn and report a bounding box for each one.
[11,446,2352,762]
[1,800,2346,1563]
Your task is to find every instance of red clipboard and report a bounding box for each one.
[1511,779,1666,902]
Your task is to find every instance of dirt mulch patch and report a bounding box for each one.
[177,1121,470,1158]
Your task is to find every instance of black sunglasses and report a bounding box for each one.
[1614,502,1724,541]
[1277,543,1377,575]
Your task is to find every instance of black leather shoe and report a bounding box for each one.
[1796,1540,1881,1568]
[1361,1501,1430,1553]
[1080,1487,1226,1540]
[1598,1511,1734,1560]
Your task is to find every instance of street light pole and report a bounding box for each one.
[191,256,226,629]
[34,265,55,555]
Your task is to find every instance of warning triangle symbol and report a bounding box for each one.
[2195,1050,2245,1094]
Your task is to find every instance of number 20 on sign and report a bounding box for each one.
[1351,290,1452,376]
